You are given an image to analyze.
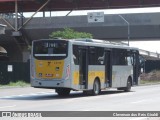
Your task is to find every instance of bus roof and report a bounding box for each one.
[33,39,139,51]
[70,38,139,51]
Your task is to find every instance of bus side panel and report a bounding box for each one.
[62,42,72,89]
[71,65,106,90]
[112,65,133,88]
[88,65,105,90]
[72,65,80,90]
[30,56,36,86]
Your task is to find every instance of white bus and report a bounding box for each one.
[30,39,141,96]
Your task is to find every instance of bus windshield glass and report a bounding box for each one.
[33,40,68,60]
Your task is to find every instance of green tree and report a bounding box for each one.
[49,28,93,39]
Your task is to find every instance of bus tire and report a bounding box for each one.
[124,78,132,92]
[92,79,100,95]
[56,88,70,96]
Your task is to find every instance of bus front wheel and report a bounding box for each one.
[56,88,70,96]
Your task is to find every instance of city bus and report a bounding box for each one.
[30,38,141,96]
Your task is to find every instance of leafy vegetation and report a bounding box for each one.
[49,28,93,39]
[0,81,30,88]
[140,70,160,84]
[140,80,160,84]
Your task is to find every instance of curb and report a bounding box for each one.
[0,85,30,89]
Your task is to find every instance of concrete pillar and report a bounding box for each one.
[0,24,6,34]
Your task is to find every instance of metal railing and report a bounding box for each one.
[139,49,160,59]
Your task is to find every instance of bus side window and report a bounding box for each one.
[89,47,96,65]
[125,51,133,66]
[126,56,132,65]
[97,47,105,65]
[98,55,104,65]
[112,49,130,65]
[90,47,104,65]
[89,47,104,65]
[73,45,79,65]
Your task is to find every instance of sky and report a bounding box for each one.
[129,41,160,53]
[23,7,160,53]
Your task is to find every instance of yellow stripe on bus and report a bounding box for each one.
[73,71,105,85]
[73,71,79,85]
[88,71,105,84]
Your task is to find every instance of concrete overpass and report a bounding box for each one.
[1,12,160,61]
[0,0,160,13]
[1,12,160,40]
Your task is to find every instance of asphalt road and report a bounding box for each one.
[0,85,160,120]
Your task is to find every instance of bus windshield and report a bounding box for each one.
[33,40,68,60]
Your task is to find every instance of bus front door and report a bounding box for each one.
[79,48,88,89]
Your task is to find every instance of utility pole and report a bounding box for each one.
[118,15,130,46]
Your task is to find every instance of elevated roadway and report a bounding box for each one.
[1,0,160,62]
[1,13,160,41]
[1,13,160,61]
[0,0,160,13]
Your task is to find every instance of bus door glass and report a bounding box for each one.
[79,47,88,89]
[104,49,112,87]
[132,50,139,85]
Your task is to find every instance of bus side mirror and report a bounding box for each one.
[98,57,104,64]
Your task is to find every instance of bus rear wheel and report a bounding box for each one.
[92,79,100,95]
[56,88,70,96]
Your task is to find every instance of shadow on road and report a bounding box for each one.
[0,90,135,101]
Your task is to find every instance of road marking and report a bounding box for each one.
[0,105,16,109]
[131,100,148,104]
[0,91,55,99]
[0,91,81,99]
[81,109,91,111]
[78,108,93,111]
[65,99,76,103]
[130,117,149,120]
[108,92,134,97]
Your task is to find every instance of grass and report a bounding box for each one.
[0,81,30,88]
[140,80,160,84]
[0,79,159,88]
[140,70,160,85]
